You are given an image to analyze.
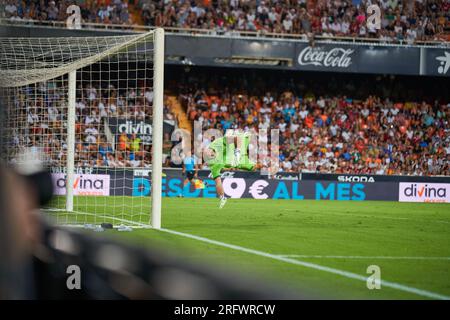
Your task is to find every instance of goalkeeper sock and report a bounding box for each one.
[219,195,228,209]
[233,148,241,166]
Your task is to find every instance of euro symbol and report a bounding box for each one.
[249,180,269,199]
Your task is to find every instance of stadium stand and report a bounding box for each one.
[8,81,178,168]
[1,0,133,25]
[138,0,449,42]
[175,68,449,176]
[7,67,449,176]
[1,1,448,176]
[1,0,448,42]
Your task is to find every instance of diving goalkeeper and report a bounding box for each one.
[204,130,259,208]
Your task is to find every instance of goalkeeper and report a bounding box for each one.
[204,130,259,208]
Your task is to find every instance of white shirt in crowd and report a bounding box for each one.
[299,109,308,119]
[85,127,98,143]
[290,122,300,133]
[406,129,414,139]
[359,25,367,36]
[87,87,97,101]
[341,21,350,34]
[85,112,100,125]
[260,105,272,115]
[299,135,312,144]
[325,151,334,158]
[376,167,385,175]
[390,107,399,115]
[263,94,273,104]
[109,103,117,114]
[317,98,325,108]
[99,101,108,117]
[48,106,59,122]
[282,160,292,171]
[28,111,39,124]
[361,107,370,117]
[342,130,351,141]
[145,90,153,104]
[5,3,17,15]
[268,10,278,23]
[283,18,293,32]
[76,101,86,111]
[259,119,270,130]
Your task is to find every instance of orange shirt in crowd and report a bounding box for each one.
[118,133,128,151]
[305,115,314,128]
[96,0,111,5]
[189,109,197,120]
[355,139,365,152]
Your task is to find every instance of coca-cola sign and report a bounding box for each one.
[298,46,354,68]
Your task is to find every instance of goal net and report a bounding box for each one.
[0,29,164,229]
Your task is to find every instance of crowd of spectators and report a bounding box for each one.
[8,80,177,168]
[1,0,448,42]
[5,68,450,176]
[1,0,133,25]
[179,72,449,176]
[140,0,449,42]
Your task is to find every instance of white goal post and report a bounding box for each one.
[0,29,165,229]
[151,29,164,229]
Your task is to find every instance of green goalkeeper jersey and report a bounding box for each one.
[206,134,255,179]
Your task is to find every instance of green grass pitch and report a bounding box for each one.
[45,197,450,299]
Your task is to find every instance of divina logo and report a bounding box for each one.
[403,184,446,198]
[52,173,110,196]
[118,121,152,135]
[399,183,449,203]
[55,175,105,190]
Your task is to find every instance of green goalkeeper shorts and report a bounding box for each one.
[209,133,255,179]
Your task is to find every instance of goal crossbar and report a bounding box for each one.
[0,32,155,88]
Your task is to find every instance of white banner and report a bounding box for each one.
[399,183,449,203]
[52,173,110,196]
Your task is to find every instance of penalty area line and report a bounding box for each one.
[155,227,450,300]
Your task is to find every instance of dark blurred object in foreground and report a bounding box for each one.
[0,164,299,300]
[0,96,298,300]
[0,167,41,299]
[33,224,299,300]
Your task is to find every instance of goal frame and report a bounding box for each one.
[52,29,164,229]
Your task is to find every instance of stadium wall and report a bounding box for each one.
[49,168,450,203]
[2,25,449,77]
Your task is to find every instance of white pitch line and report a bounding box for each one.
[155,228,450,300]
[277,255,450,261]
[72,210,150,228]
[42,208,150,228]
